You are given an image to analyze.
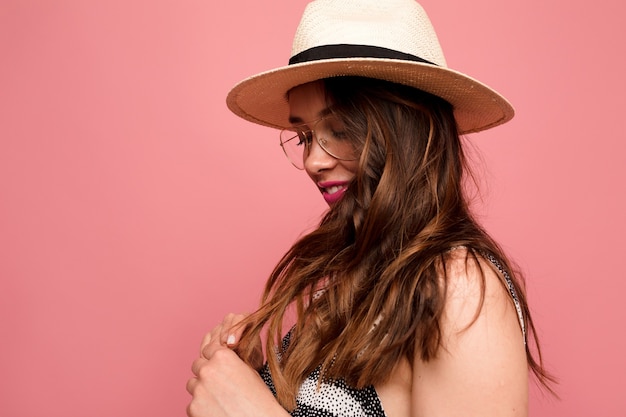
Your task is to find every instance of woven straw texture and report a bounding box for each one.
[226,0,514,134]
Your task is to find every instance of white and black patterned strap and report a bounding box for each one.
[482,251,527,344]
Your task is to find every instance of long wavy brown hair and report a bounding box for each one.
[236,76,553,409]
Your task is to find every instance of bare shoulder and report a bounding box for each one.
[411,248,529,417]
[441,248,519,331]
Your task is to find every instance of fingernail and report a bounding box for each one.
[226,334,236,345]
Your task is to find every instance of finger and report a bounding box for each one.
[199,324,223,355]
[185,376,197,394]
[202,338,235,362]
[220,313,237,345]
[191,356,208,376]
[221,313,248,346]
[199,333,211,356]
[220,313,238,344]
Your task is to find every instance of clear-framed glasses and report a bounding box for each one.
[279,116,359,170]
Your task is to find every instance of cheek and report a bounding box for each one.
[341,160,360,177]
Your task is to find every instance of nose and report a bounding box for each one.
[303,136,337,174]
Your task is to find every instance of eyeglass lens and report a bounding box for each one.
[279,117,357,169]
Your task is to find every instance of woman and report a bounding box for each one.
[186,1,553,416]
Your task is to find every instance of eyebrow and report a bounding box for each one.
[288,107,334,125]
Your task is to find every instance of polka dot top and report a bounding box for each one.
[259,254,525,417]
[261,362,385,417]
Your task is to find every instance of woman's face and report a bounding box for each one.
[287,81,359,205]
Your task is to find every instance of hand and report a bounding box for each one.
[207,313,264,370]
[208,313,248,348]
[186,315,286,417]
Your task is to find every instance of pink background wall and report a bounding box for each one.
[1,0,624,416]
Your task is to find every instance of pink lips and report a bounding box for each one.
[318,181,349,205]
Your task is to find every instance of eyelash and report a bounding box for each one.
[296,128,346,145]
[296,130,313,146]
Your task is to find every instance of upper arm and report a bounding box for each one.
[411,251,528,417]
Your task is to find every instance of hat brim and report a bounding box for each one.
[226,58,514,135]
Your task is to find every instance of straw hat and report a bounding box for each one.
[226,0,514,134]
